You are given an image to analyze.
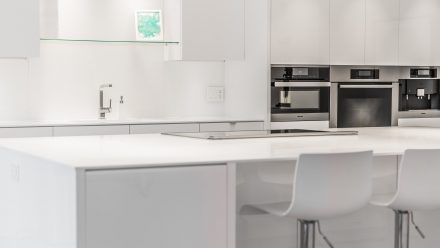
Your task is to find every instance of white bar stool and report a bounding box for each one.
[370,149,440,248]
[243,151,373,248]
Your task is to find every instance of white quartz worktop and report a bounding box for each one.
[0,117,264,128]
[0,127,439,169]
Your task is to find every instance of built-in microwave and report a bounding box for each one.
[271,66,330,122]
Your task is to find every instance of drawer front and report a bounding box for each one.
[84,165,228,248]
[233,122,264,131]
[129,124,199,134]
[53,125,129,137]
[0,127,53,138]
[199,123,233,132]
[200,122,264,132]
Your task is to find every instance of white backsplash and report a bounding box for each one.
[26,42,226,121]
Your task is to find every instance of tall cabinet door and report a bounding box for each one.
[399,0,440,66]
[181,0,245,61]
[0,0,39,57]
[432,2,440,66]
[84,165,228,248]
[271,0,330,65]
[365,0,399,65]
[330,0,365,65]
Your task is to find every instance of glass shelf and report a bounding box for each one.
[40,38,179,45]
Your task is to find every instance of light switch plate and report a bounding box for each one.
[206,86,225,102]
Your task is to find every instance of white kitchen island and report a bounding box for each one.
[2,127,440,248]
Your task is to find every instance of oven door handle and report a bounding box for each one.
[339,85,393,89]
[274,82,331,87]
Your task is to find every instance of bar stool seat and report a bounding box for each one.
[369,149,440,248]
[243,151,373,248]
[250,202,290,216]
[370,192,396,206]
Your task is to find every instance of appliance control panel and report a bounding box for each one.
[350,69,380,80]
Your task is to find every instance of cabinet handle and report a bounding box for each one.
[340,85,393,89]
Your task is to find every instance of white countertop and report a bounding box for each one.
[0,127,439,169]
[0,117,264,128]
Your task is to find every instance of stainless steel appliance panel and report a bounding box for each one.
[271,113,330,122]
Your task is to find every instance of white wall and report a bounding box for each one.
[0,0,268,122]
[0,59,31,120]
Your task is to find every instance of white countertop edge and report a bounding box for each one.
[76,151,405,171]
[1,127,434,169]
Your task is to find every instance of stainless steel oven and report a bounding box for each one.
[330,82,399,128]
[271,66,331,122]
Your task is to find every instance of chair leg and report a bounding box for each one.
[297,220,316,248]
[394,210,410,248]
[317,221,334,248]
[410,212,425,239]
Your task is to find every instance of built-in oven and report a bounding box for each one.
[330,82,399,128]
[271,66,330,122]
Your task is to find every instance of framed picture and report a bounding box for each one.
[135,10,163,41]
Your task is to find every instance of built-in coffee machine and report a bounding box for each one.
[399,68,440,118]
[271,66,330,122]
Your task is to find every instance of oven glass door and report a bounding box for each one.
[271,87,330,114]
[338,86,392,127]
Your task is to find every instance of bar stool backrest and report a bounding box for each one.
[390,149,440,211]
[284,151,373,220]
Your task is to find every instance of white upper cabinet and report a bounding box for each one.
[330,0,365,65]
[271,0,330,65]
[399,0,440,66]
[0,0,39,57]
[165,0,245,61]
[365,0,399,65]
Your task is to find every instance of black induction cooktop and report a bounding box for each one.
[162,129,358,140]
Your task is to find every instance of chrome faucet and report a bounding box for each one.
[99,84,112,119]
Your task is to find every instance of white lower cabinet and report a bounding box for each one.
[83,165,228,248]
[199,122,264,132]
[0,121,264,138]
[0,127,53,138]
[53,125,129,137]
[129,123,199,134]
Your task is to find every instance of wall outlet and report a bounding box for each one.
[206,86,225,102]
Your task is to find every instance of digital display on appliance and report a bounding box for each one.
[351,69,380,79]
[410,68,437,78]
[358,71,372,77]
[418,70,430,76]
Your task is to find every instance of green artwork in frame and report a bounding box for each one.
[135,10,163,41]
